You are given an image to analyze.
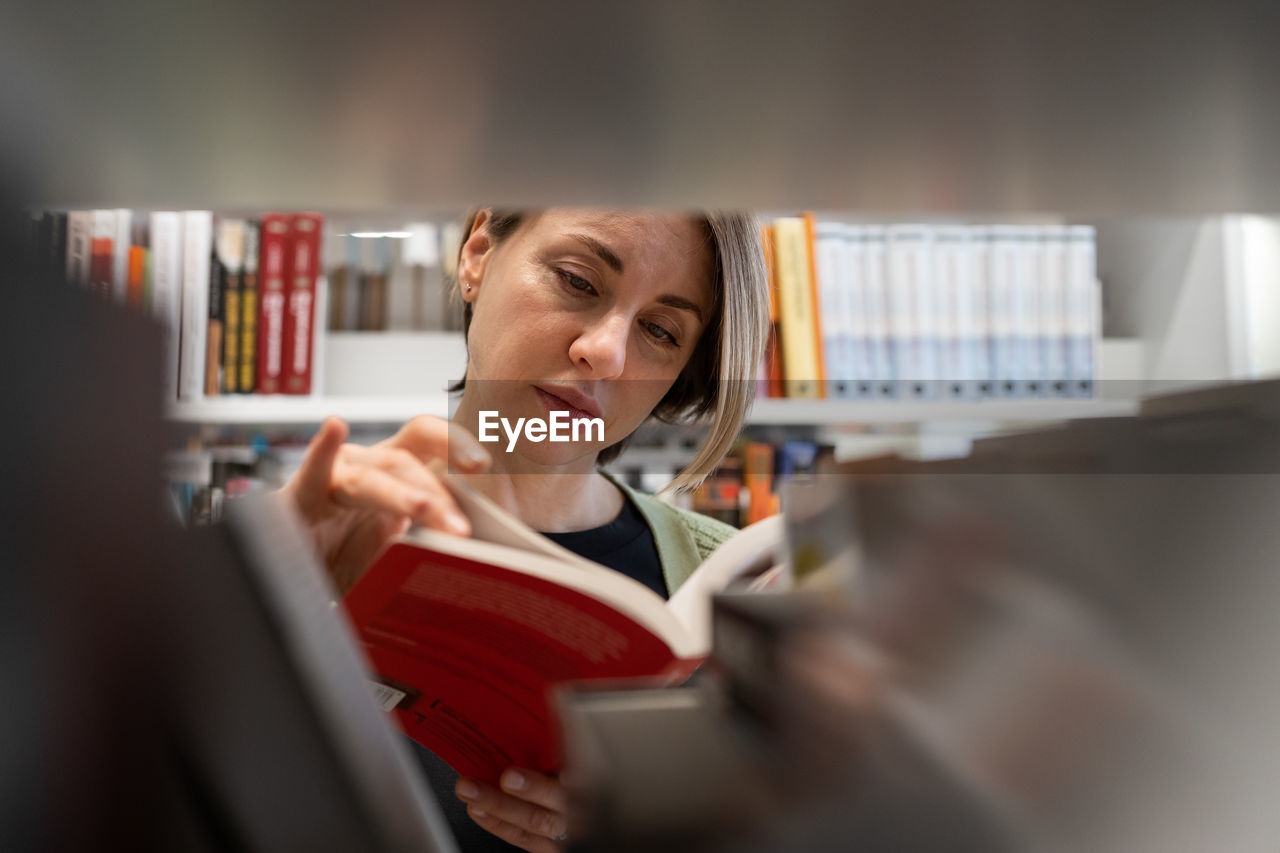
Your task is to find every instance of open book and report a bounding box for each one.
[342,477,786,785]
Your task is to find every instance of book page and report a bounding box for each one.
[439,474,599,571]
[667,514,787,649]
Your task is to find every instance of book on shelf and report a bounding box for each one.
[342,475,788,786]
[758,222,786,399]
[863,224,894,397]
[179,211,213,402]
[125,226,147,310]
[110,208,130,304]
[771,214,825,399]
[281,213,323,395]
[690,454,744,527]
[758,216,1101,401]
[217,220,246,395]
[403,222,446,332]
[325,232,353,332]
[65,210,91,288]
[23,210,67,283]
[256,213,290,394]
[239,220,260,393]
[205,235,225,397]
[89,210,115,301]
[357,234,389,332]
[1066,225,1099,397]
[149,212,183,402]
[813,221,850,398]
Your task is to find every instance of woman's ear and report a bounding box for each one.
[458,209,493,301]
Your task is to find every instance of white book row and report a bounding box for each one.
[812,223,1101,399]
[64,209,209,402]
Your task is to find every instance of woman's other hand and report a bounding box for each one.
[282,415,491,594]
[455,768,569,852]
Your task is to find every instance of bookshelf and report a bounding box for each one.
[166,329,1142,428]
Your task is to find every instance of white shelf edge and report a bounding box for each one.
[167,395,451,425]
[166,334,1143,427]
[746,397,1139,426]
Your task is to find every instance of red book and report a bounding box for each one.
[255,214,290,394]
[281,213,323,395]
[342,477,783,785]
[89,236,113,301]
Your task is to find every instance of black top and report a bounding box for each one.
[410,494,665,852]
[542,493,668,598]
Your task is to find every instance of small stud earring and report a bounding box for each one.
[464,283,473,292]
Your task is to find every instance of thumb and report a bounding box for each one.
[291,416,349,506]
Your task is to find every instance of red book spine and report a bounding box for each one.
[255,214,290,394]
[281,213,323,395]
[89,236,113,301]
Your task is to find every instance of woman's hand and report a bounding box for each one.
[282,415,491,595]
[455,768,569,852]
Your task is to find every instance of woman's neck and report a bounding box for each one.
[463,468,623,533]
[453,394,623,532]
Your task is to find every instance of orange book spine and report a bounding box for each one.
[802,212,826,387]
[743,442,776,525]
[126,245,146,308]
[761,223,786,398]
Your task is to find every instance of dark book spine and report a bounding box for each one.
[30,211,67,284]
[205,248,224,397]
[222,263,241,394]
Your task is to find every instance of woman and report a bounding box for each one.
[285,208,768,851]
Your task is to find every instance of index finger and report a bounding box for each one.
[390,415,491,473]
[290,416,350,503]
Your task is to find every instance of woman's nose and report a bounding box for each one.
[569,312,629,379]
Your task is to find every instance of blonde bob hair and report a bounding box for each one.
[450,208,768,493]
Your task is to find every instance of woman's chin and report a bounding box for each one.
[499,441,606,469]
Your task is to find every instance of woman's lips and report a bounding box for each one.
[534,386,602,422]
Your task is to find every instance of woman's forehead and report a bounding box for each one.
[538,208,698,240]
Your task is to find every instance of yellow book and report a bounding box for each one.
[771,214,825,398]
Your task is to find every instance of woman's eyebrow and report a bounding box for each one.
[658,295,704,325]
[567,233,624,273]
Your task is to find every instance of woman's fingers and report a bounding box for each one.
[499,768,568,817]
[330,453,470,536]
[393,415,492,474]
[288,416,350,511]
[455,771,568,851]
[464,807,561,853]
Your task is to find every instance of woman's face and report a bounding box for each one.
[459,209,714,464]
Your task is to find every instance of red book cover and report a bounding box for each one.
[281,213,323,395]
[344,543,700,785]
[255,214,290,394]
[340,477,782,785]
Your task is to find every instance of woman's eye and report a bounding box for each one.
[556,268,596,294]
[643,320,679,346]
